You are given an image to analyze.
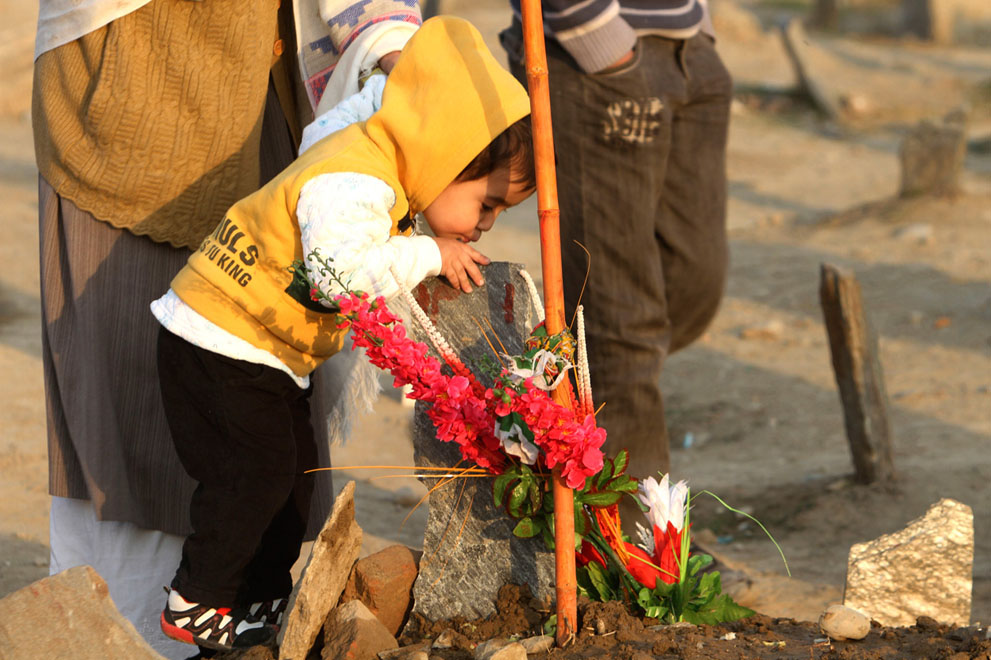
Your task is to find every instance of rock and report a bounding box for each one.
[400,264,554,624]
[893,223,934,244]
[377,642,430,659]
[473,638,527,660]
[739,319,785,341]
[280,481,363,660]
[322,600,398,660]
[341,545,419,636]
[840,93,873,119]
[901,0,991,45]
[519,635,554,654]
[0,565,163,659]
[844,498,973,627]
[431,628,469,650]
[819,603,871,640]
[899,112,967,197]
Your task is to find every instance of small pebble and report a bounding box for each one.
[519,635,553,654]
[432,629,457,649]
[739,319,785,341]
[594,619,607,635]
[819,604,870,641]
[719,632,737,640]
[893,223,933,245]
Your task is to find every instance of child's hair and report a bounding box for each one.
[455,115,535,191]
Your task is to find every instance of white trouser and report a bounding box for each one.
[49,497,190,660]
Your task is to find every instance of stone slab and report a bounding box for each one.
[844,498,973,627]
[280,480,362,660]
[0,565,163,659]
[398,263,555,624]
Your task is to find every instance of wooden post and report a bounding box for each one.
[809,0,838,30]
[819,263,896,485]
[519,0,577,645]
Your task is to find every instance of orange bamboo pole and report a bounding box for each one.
[519,0,577,645]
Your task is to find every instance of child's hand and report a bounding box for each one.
[433,237,490,293]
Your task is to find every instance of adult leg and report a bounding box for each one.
[655,34,732,355]
[541,39,684,479]
[39,177,194,659]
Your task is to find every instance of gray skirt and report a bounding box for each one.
[39,90,337,535]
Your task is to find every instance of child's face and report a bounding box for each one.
[422,167,533,243]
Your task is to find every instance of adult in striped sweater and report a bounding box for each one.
[501,0,733,499]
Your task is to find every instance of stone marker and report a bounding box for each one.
[341,544,419,636]
[819,263,895,486]
[280,481,362,660]
[322,600,398,660]
[779,19,843,120]
[899,110,967,198]
[0,565,163,659]
[819,603,870,640]
[844,498,974,627]
[399,263,556,624]
[901,0,991,44]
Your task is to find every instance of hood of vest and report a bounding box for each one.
[349,15,531,215]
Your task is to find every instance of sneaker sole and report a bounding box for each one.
[160,611,251,652]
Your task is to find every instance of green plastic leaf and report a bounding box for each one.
[595,460,614,489]
[696,571,721,602]
[580,491,622,507]
[613,450,629,476]
[573,504,589,536]
[688,554,714,578]
[513,517,539,538]
[608,474,639,493]
[540,524,555,550]
[576,568,595,600]
[585,561,615,601]
[493,473,514,506]
[508,482,529,517]
[712,594,756,622]
[543,614,557,637]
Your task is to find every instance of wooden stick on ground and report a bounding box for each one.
[819,262,896,485]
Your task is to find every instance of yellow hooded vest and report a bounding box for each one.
[170,16,531,378]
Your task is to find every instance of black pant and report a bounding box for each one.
[157,327,316,606]
[503,27,733,479]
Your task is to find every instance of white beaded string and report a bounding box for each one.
[519,269,545,320]
[399,286,460,364]
[575,304,594,417]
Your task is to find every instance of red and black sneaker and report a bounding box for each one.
[160,589,276,651]
[248,597,288,628]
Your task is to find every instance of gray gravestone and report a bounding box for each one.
[398,262,556,624]
[899,110,967,198]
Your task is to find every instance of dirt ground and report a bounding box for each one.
[1,0,989,647]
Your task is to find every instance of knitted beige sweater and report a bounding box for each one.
[33,0,281,249]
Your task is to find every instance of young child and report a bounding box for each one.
[150,16,534,651]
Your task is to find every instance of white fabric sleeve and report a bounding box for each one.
[297,172,442,304]
[299,74,385,155]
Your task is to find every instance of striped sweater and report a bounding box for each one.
[509,0,707,73]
